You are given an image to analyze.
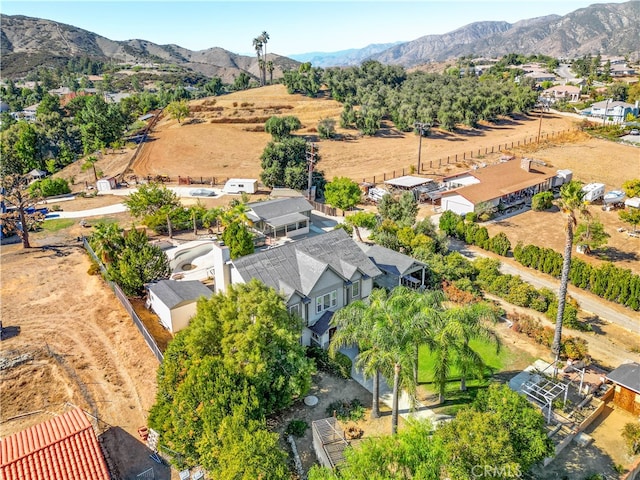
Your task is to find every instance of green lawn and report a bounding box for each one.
[417,338,523,415]
[41,218,75,232]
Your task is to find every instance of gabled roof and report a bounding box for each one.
[606,362,640,394]
[233,229,382,301]
[148,279,213,309]
[591,100,637,109]
[441,158,556,205]
[358,243,426,277]
[0,407,110,480]
[246,197,313,223]
[310,310,334,335]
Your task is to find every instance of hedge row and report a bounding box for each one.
[307,346,352,379]
[514,243,640,311]
[474,258,588,331]
[439,211,511,256]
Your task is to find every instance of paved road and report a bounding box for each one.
[448,239,639,334]
[555,64,577,81]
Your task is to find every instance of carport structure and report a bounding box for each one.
[521,374,568,424]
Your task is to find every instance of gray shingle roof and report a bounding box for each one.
[246,197,313,223]
[310,311,334,335]
[358,243,425,277]
[606,362,640,394]
[232,229,382,300]
[148,280,213,309]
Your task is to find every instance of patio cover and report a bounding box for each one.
[384,176,433,189]
[265,212,309,228]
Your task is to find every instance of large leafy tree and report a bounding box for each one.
[622,179,640,199]
[124,182,181,234]
[260,137,325,191]
[0,174,43,248]
[74,95,125,154]
[149,280,314,467]
[551,181,587,370]
[378,192,418,227]
[325,177,362,212]
[107,228,170,296]
[308,384,552,480]
[264,115,301,140]
[165,100,190,124]
[344,211,378,242]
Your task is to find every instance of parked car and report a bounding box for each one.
[190,188,216,197]
[629,129,639,135]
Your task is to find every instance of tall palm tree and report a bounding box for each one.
[252,37,264,86]
[203,206,224,234]
[445,302,500,392]
[267,60,275,85]
[260,31,270,85]
[551,180,587,373]
[330,299,384,419]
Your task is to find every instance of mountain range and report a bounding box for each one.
[1,1,638,80]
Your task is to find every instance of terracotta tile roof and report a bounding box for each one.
[441,159,557,205]
[1,407,110,480]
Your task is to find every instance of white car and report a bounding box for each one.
[190,188,216,197]
[629,129,639,135]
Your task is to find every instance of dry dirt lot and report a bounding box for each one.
[132,84,583,181]
[0,225,173,479]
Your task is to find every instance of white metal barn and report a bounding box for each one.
[147,280,213,333]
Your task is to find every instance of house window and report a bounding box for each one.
[351,280,360,299]
[316,290,337,314]
[289,303,300,316]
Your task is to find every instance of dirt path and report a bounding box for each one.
[0,231,171,478]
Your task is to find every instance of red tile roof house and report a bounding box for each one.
[1,407,111,480]
[440,157,558,216]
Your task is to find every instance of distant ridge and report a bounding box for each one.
[1,2,638,78]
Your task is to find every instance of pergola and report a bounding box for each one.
[312,417,349,469]
[521,376,568,424]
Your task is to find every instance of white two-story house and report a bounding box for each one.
[229,229,382,348]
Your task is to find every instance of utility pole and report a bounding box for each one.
[536,102,546,143]
[602,98,610,127]
[306,142,318,200]
[414,122,430,174]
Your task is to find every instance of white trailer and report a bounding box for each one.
[223,178,258,194]
[553,169,573,188]
[582,183,605,202]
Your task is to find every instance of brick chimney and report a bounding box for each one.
[520,157,532,172]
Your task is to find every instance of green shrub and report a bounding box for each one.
[29,177,71,198]
[285,420,309,437]
[531,191,554,211]
[307,346,352,379]
[622,422,640,456]
[326,399,365,422]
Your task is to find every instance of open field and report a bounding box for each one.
[132,84,585,181]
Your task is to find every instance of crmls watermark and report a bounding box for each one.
[471,464,522,478]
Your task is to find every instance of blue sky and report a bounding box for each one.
[1,1,632,56]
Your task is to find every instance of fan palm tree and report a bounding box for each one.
[203,207,224,234]
[551,180,587,372]
[81,155,100,181]
[260,31,270,85]
[89,222,123,264]
[252,37,264,86]
[267,60,275,85]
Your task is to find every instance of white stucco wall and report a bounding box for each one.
[170,303,199,333]
[442,194,474,215]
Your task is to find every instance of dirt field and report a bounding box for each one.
[0,226,172,479]
[132,84,583,181]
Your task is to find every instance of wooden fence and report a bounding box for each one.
[83,238,164,362]
[361,128,578,184]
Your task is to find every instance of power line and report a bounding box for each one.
[306,142,318,200]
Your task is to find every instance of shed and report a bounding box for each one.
[358,243,427,290]
[606,362,640,414]
[96,177,118,192]
[27,169,47,179]
[147,279,213,333]
[223,178,258,194]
